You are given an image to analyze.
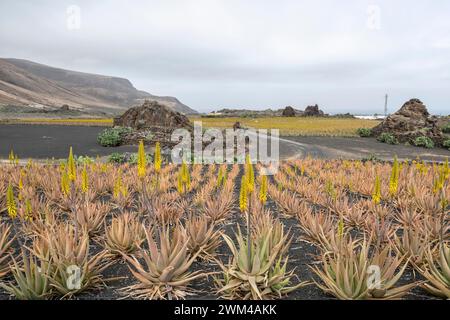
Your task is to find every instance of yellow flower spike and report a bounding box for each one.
[81,164,89,194]
[218,166,223,185]
[432,179,439,194]
[154,142,162,173]
[60,169,70,196]
[121,187,128,197]
[222,169,227,186]
[433,166,446,194]
[389,156,400,197]
[180,160,191,189]
[8,150,18,165]
[177,172,184,194]
[67,147,76,182]
[18,173,24,191]
[24,199,33,221]
[325,180,336,201]
[6,183,17,219]
[337,217,345,238]
[239,175,248,212]
[120,183,128,198]
[18,170,24,202]
[26,158,32,170]
[113,171,122,199]
[259,174,268,204]
[440,195,448,211]
[419,161,428,175]
[372,174,381,205]
[217,166,224,188]
[181,161,187,181]
[245,155,255,193]
[277,182,283,191]
[348,181,354,193]
[137,140,146,178]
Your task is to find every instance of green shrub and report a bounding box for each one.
[443,139,450,150]
[108,152,153,164]
[356,128,372,137]
[108,152,127,164]
[129,153,153,165]
[97,127,131,147]
[75,155,94,165]
[362,154,381,163]
[377,133,398,145]
[145,131,154,141]
[413,136,434,149]
[442,123,450,133]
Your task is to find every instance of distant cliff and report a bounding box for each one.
[0,58,197,115]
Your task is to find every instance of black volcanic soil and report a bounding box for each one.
[0,124,136,159]
[0,124,449,161]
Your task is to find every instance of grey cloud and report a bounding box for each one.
[0,0,449,114]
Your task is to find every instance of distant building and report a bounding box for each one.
[207,112,223,116]
[354,115,386,120]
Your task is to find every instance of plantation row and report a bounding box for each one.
[0,144,449,299]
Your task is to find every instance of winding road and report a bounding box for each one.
[0,124,449,162]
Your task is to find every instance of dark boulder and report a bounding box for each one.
[371,99,444,145]
[282,106,296,117]
[113,100,192,130]
[303,104,325,117]
[233,121,242,130]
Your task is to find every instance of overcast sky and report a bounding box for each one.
[1,1,450,114]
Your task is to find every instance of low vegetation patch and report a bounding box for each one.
[75,155,94,165]
[413,136,435,149]
[108,152,127,164]
[361,154,382,163]
[377,132,399,145]
[108,152,153,164]
[97,127,131,147]
[356,128,372,137]
[442,123,450,134]
[443,139,450,150]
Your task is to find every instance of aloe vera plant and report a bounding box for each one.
[0,222,14,278]
[185,214,221,260]
[75,201,110,236]
[216,226,308,299]
[313,240,416,300]
[419,243,450,298]
[0,250,51,300]
[105,212,145,256]
[34,223,109,298]
[123,226,204,299]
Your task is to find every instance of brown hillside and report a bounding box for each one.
[0,58,197,114]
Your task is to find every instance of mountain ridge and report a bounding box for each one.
[0,58,197,115]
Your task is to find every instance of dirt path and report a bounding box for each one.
[281,136,450,162]
[0,124,449,161]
